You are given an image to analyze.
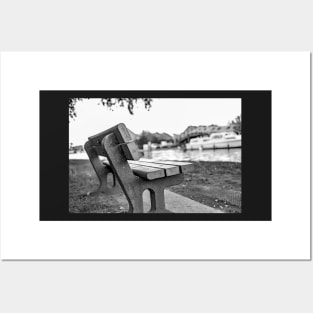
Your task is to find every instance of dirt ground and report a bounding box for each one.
[168,161,241,213]
[69,160,241,213]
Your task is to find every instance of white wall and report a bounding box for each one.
[0,1,312,313]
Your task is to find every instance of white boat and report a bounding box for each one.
[186,132,241,150]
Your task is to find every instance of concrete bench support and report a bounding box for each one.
[103,133,184,213]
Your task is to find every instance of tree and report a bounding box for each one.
[135,131,149,148]
[228,114,241,133]
[69,98,152,120]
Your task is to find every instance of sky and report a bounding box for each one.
[69,98,241,145]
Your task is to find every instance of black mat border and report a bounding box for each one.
[40,90,271,221]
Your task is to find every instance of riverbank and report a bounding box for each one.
[168,161,241,213]
[69,160,241,213]
[69,147,241,163]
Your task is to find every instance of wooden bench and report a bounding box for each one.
[84,123,193,213]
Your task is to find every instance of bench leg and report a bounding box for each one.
[102,134,147,213]
[84,141,120,195]
[149,188,166,212]
[129,188,165,213]
[96,167,118,194]
[128,190,144,213]
[147,175,184,213]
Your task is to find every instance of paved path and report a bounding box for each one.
[86,189,223,213]
[143,190,223,213]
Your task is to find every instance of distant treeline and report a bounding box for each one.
[136,131,173,148]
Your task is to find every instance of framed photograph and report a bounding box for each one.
[0,52,310,260]
[40,90,271,221]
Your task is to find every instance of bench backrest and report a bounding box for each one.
[87,123,141,161]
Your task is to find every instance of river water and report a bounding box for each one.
[143,148,241,162]
[69,148,241,163]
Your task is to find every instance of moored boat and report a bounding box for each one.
[186,132,241,150]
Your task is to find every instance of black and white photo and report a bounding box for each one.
[69,97,242,215]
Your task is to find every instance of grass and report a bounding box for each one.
[69,159,241,213]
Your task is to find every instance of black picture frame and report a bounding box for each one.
[40,90,271,221]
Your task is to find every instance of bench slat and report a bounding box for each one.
[129,160,180,177]
[103,160,165,180]
[139,158,194,174]
[130,164,165,180]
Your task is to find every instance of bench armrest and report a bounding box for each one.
[87,123,140,160]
